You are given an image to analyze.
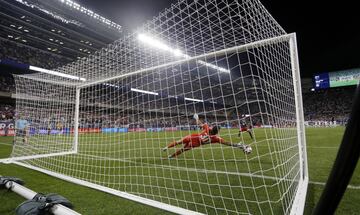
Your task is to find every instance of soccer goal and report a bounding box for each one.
[6,0,308,214]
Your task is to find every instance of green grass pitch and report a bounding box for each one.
[0,127,359,214]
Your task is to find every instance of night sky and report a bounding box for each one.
[78,0,360,78]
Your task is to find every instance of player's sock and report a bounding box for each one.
[248,131,253,140]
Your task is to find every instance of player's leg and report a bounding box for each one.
[162,137,187,151]
[247,130,254,140]
[168,147,191,159]
[19,129,26,144]
[166,136,199,158]
[24,128,29,144]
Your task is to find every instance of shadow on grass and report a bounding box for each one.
[304,184,317,215]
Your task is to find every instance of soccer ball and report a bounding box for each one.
[244,145,252,154]
[193,113,199,120]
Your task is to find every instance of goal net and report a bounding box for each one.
[8,0,308,214]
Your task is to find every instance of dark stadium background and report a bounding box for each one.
[0,1,359,214]
[77,0,360,77]
[1,0,359,76]
[1,0,358,125]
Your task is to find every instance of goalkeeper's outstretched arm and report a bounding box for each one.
[218,140,252,154]
[220,141,244,148]
[193,113,211,135]
[193,113,203,126]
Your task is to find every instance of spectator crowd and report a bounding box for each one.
[0,39,70,69]
[303,87,354,124]
[0,104,15,120]
[0,75,15,93]
[0,87,355,128]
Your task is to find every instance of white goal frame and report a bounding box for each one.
[2,33,308,215]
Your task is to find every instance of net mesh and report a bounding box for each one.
[11,0,305,214]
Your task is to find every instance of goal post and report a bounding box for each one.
[5,0,309,214]
[7,33,308,215]
[73,88,81,153]
[6,76,78,163]
[289,34,308,215]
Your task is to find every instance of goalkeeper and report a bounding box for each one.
[162,114,252,159]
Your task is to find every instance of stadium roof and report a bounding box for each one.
[0,0,123,62]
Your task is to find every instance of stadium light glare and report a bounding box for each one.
[53,0,121,32]
[130,88,159,96]
[173,49,184,57]
[29,66,86,81]
[138,34,187,57]
[138,33,230,73]
[184,97,204,102]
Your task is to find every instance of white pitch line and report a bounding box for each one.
[309,181,360,189]
[306,146,338,149]
[81,154,360,190]
[0,142,12,146]
[8,152,359,190]
[248,142,338,149]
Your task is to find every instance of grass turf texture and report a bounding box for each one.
[0,127,359,214]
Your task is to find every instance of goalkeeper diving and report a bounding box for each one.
[162,113,252,159]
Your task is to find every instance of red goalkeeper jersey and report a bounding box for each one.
[200,123,210,135]
[181,134,225,148]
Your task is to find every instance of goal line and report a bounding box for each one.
[12,161,204,215]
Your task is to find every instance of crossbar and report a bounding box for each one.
[79,33,294,89]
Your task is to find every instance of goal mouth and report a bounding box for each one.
[9,0,308,214]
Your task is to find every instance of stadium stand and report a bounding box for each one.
[303,87,355,124]
[0,0,123,105]
[0,77,355,128]
[0,0,122,72]
[0,74,15,93]
[0,0,356,129]
[0,104,15,120]
[0,0,123,79]
[0,39,69,69]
